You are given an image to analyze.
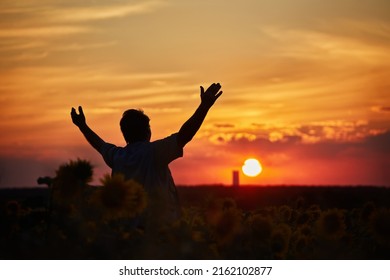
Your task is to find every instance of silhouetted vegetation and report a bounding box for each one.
[1,159,389,259]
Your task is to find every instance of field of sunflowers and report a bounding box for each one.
[1,159,389,259]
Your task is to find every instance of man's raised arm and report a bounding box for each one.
[177,83,223,148]
[71,106,105,152]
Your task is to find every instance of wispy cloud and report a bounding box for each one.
[259,22,390,63]
[0,1,166,22]
[0,26,91,38]
[0,65,190,123]
[0,40,119,63]
[206,119,379,145]
[317,19,390,48]
[0,0,167,53]
[45,1,167,23]
[371,106,390,113]
[0,41,45,51]
[3,52,48,61]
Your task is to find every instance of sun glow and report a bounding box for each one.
[242,158,263,177]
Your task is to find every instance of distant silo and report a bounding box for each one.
[232,170,239,187]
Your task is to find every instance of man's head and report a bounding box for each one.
[120,109,151,144]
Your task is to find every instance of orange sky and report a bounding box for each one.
[1,0,389,187]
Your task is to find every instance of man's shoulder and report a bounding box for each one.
[101,142,128,158]
[150,133,183,164]
[151,133,178,144]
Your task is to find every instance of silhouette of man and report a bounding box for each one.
[71,83,222,226]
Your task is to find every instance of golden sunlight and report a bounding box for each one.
[242,158,263,177]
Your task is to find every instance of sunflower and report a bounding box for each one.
[92,174,148,221]
[369,208,390,246]
[205,198,242,245]
[271,223,292,259]
[214,208,242,245]
[291,233,312,259]
[81,221,98,244]
[53,159,93,202]
[296,211,311,226]
[316,209,346,240]
[360,201,376,222]
[222,198,236,211]
[291,224,313,258]
[248,214,273,240]
[297,224,312,236]
[307,204,321,221]
[278,205,293,223]
[5,200,21,217]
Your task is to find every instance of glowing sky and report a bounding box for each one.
[1,0,389,187]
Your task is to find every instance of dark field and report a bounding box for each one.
[1,185,390,260]
[178,185,390,210]
[3,185,389,212]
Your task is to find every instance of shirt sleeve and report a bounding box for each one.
[100,142,120,168]
[152,133,183,166]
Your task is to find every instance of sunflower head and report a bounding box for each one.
[205,198,242,245]
[271,223,292,259]
[53,159,93,200]
[248,214,273,240]
[278,205,293,223]
[291,232,312,258]
[93,174,148,221]
[369,208,390,246]
[316,209,346,240]
[360,201,376,221]
[5,200,22,217]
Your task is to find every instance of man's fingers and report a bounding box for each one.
[78,106,84,115]
[71,106,84,118]
[201,83,222,103]
[207,83,221,94]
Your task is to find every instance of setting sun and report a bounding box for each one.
[242,158,263,177]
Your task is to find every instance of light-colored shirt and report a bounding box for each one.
[100,133,183,225]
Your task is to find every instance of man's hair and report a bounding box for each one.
[120,109,151,144]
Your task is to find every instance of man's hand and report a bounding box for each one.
[71,106,86,128]
[177,83,223,148]
[200,83,223,108]
[70,106,105,152]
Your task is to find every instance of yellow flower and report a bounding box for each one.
[291,224,313,258]
[360,201,376,221]
[316,209,346,240]
[191,214,205,228]
[214,208,242,245]
[186,212,206,242]
[248,214,273,240]
[291,232,312,258]
[5,200,21,217]
[295,234,310,249]
[53,159,93,201]
[369,208,390,246]
[205,198,242,245]
[271,223,292,259]
[93,174,148,221]
[191,230,204,242]
[278,205,293,223]
[308,204,321,221]
[221,198,236,211]
[83,221,98,244]
[296,211,311,226]
[297,224,312,236]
